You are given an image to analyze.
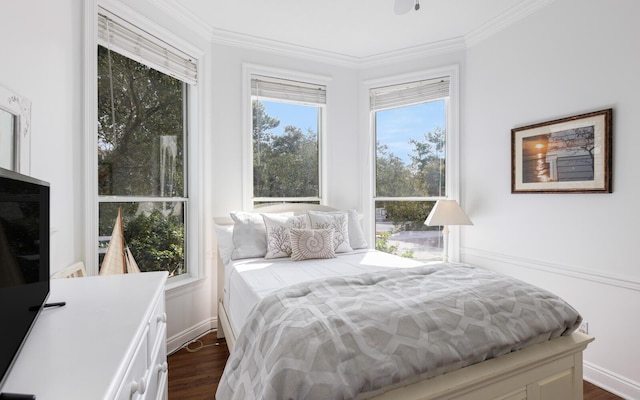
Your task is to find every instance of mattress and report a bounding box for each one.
[224,249,426,336]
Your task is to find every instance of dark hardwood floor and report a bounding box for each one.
[168,332,622,400]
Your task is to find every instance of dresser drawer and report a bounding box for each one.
[147,295,166,363]
[115,326,150,400]
[144,324,168,400]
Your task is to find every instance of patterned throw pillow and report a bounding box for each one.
[262,214,310,259]
[230,211,292,260]
[289,228,336,261]
[306,211,353,253]
[307,209,367,249]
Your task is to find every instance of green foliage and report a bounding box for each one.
[375,232,398,253]
[375,122,445,233]
[253,101,319,198]
[379,201,435,231]
[409,127,446,197]
[97,46,186,275]
[97,45,185,197]
[98,203,185,276]
[376,127,446,199]
[375,232,415,258]
[126,209,185,276]
[374,118,445,259]
[376,143,425,197]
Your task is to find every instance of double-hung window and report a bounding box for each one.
[250,74,325,206]
[95,10,197,277]
[371,75,453,261]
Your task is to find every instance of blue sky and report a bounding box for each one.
[376,100,446,164]
[261,101,318,135]
[260,99,446,164]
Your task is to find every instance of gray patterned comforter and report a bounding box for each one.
[216,263,581,400]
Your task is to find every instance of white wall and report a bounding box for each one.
[462,0,640,397]
[4,0,637,395]
[209,44,362,216]
[0,0,217,354]
[0,0,84,272]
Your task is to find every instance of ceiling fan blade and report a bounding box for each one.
[394,0,414,15]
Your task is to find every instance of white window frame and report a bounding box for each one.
[360,65,461,261]
[242,63,331,210]
[84,0,205,288]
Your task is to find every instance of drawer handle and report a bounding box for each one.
[156,313,167,324]
[131,377,147,395]
[157,361,168,373]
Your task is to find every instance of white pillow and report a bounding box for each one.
[345,209,367,249]
[230,211,292,260]
[214,224,234,264]
[306,211,352,253]
[289,228,336,261]
[262,214,310,259]
[307,209,367,250]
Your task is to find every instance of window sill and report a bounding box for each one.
[164,272,206,294]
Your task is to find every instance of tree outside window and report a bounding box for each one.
[374,98,448,261]
[97,45,187,277]
[251,75,324,205]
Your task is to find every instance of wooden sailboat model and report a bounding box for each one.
[99,207,141,275]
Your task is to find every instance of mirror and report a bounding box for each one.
[0,84,31,173]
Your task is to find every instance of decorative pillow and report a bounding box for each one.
[307,209,367,249]
[289,228,336,261]
[306,211,353,253]
[214,224,234,264]
[345,209,367,249]
[230,211,292,260]
[262,214,310,259]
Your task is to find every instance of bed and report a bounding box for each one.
[214,204,593,400]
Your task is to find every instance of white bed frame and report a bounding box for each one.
[215,204,593,400]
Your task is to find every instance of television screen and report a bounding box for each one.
[0,168,50,390]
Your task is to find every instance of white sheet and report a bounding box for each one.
[224,249,427,336]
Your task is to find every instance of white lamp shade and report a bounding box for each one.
[424,200,473,226]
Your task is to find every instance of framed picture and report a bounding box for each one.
[511,109,612,193]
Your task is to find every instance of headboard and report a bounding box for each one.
[214,203,341,340]
[212,203,339,226]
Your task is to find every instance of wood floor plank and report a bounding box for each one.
[167,332,623,399]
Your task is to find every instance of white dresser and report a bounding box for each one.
[2,271,168,400]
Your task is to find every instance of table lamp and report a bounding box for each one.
[424,199,473,263]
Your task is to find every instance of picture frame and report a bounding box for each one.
[511,108,612,193]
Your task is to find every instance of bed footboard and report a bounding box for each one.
[372,331,593,400]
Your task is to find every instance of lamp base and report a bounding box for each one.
[442,225,450,263]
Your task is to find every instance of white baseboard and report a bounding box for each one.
[584,361,640,400]
[167,317,217,355]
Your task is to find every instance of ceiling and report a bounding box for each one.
[160,0,551,62]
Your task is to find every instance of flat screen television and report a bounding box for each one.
[0,167,50,391]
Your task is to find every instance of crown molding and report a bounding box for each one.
[465,0,556,48]
[212,27,466,69]
[210,27,361,69]
[146,0,554,69]
[147,0,215,39]
[357,37,466,69]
